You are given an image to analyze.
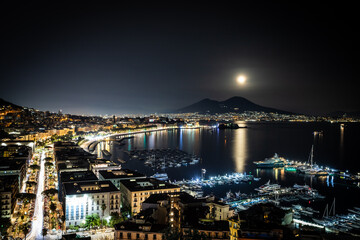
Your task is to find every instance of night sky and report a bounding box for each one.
[1,2,358,115]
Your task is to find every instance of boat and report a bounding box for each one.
[253,153,288,168]
[151,173,169,181]
[301,145,329,176]
[255,180,281,193]
[293,183,311,190]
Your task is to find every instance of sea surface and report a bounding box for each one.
[95,122,360,213]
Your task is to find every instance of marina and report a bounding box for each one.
[254,149,360,185]
[172,172,260,198]
[222,182,360,236]
[98,122,360,226]
[126,148,201,169]
[223,181,325,211]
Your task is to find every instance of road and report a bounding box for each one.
[81,126,203,152]
[27,151,45,240]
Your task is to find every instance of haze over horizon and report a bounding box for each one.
[1,2,358,115]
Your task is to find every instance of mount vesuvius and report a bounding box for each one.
[176,97,294,114]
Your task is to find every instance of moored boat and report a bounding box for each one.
[254,153,288,168]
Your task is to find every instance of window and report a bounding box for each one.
[119,232,123,238]
[127,233,131,238]
[136,233,140,239]
[153,234,157,240]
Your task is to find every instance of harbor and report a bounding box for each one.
[126,148,201,169]
[254,150,360,185]
[222,181,360,236]
[92,122,360,238]
[172,172,260,197]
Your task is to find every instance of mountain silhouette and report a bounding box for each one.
[176,96,293,114]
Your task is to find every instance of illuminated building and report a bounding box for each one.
[98,169,146,190]
[228,203,293,239]
[89,159,122,178]
[206,201,232,221]
[0,176,19,218]
[114,222,166,240]
[0,159,26,189]
[120,178,180,215]
[62,180,120,226]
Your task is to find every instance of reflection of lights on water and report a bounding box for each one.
[233,129,247,172]
[274,168,279,181]
[128,138,131,151]
[340,126,344,161]
[179,130,183,150]
[280,168,285,181]
[148,133,155,149]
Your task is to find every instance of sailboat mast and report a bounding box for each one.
[323,204,328,218]
[310,145,314,169]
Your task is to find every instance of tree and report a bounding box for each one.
[44,162,53,168]
[85,214,101,230]
[42,228,48,240]
[29,164,40,170]
[42,189,58,198]
[109,212,123,227]
[26,181,37,186]
[20,222,30,240]
[101,203,107,227]
[50,134,58,142]
[17,193,36,204]
[50,202,57,213]
[44,157,53,162]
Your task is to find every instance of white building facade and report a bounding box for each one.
[63,181,121,226]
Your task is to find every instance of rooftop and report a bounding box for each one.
[143,192,201,205]
[183,220,230,232]
[0,175,18,191]
[57,160,90,171]
[0,158,26,171]
[60,171,98,183]
[63,180,119,195]
[120,178,180,192]
[98,169,146,180]
[114,221,167,233]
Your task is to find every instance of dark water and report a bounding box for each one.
[96,122,360,213]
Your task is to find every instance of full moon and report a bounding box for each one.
[237,75,246,85]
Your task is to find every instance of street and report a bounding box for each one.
[27,151,45,240]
